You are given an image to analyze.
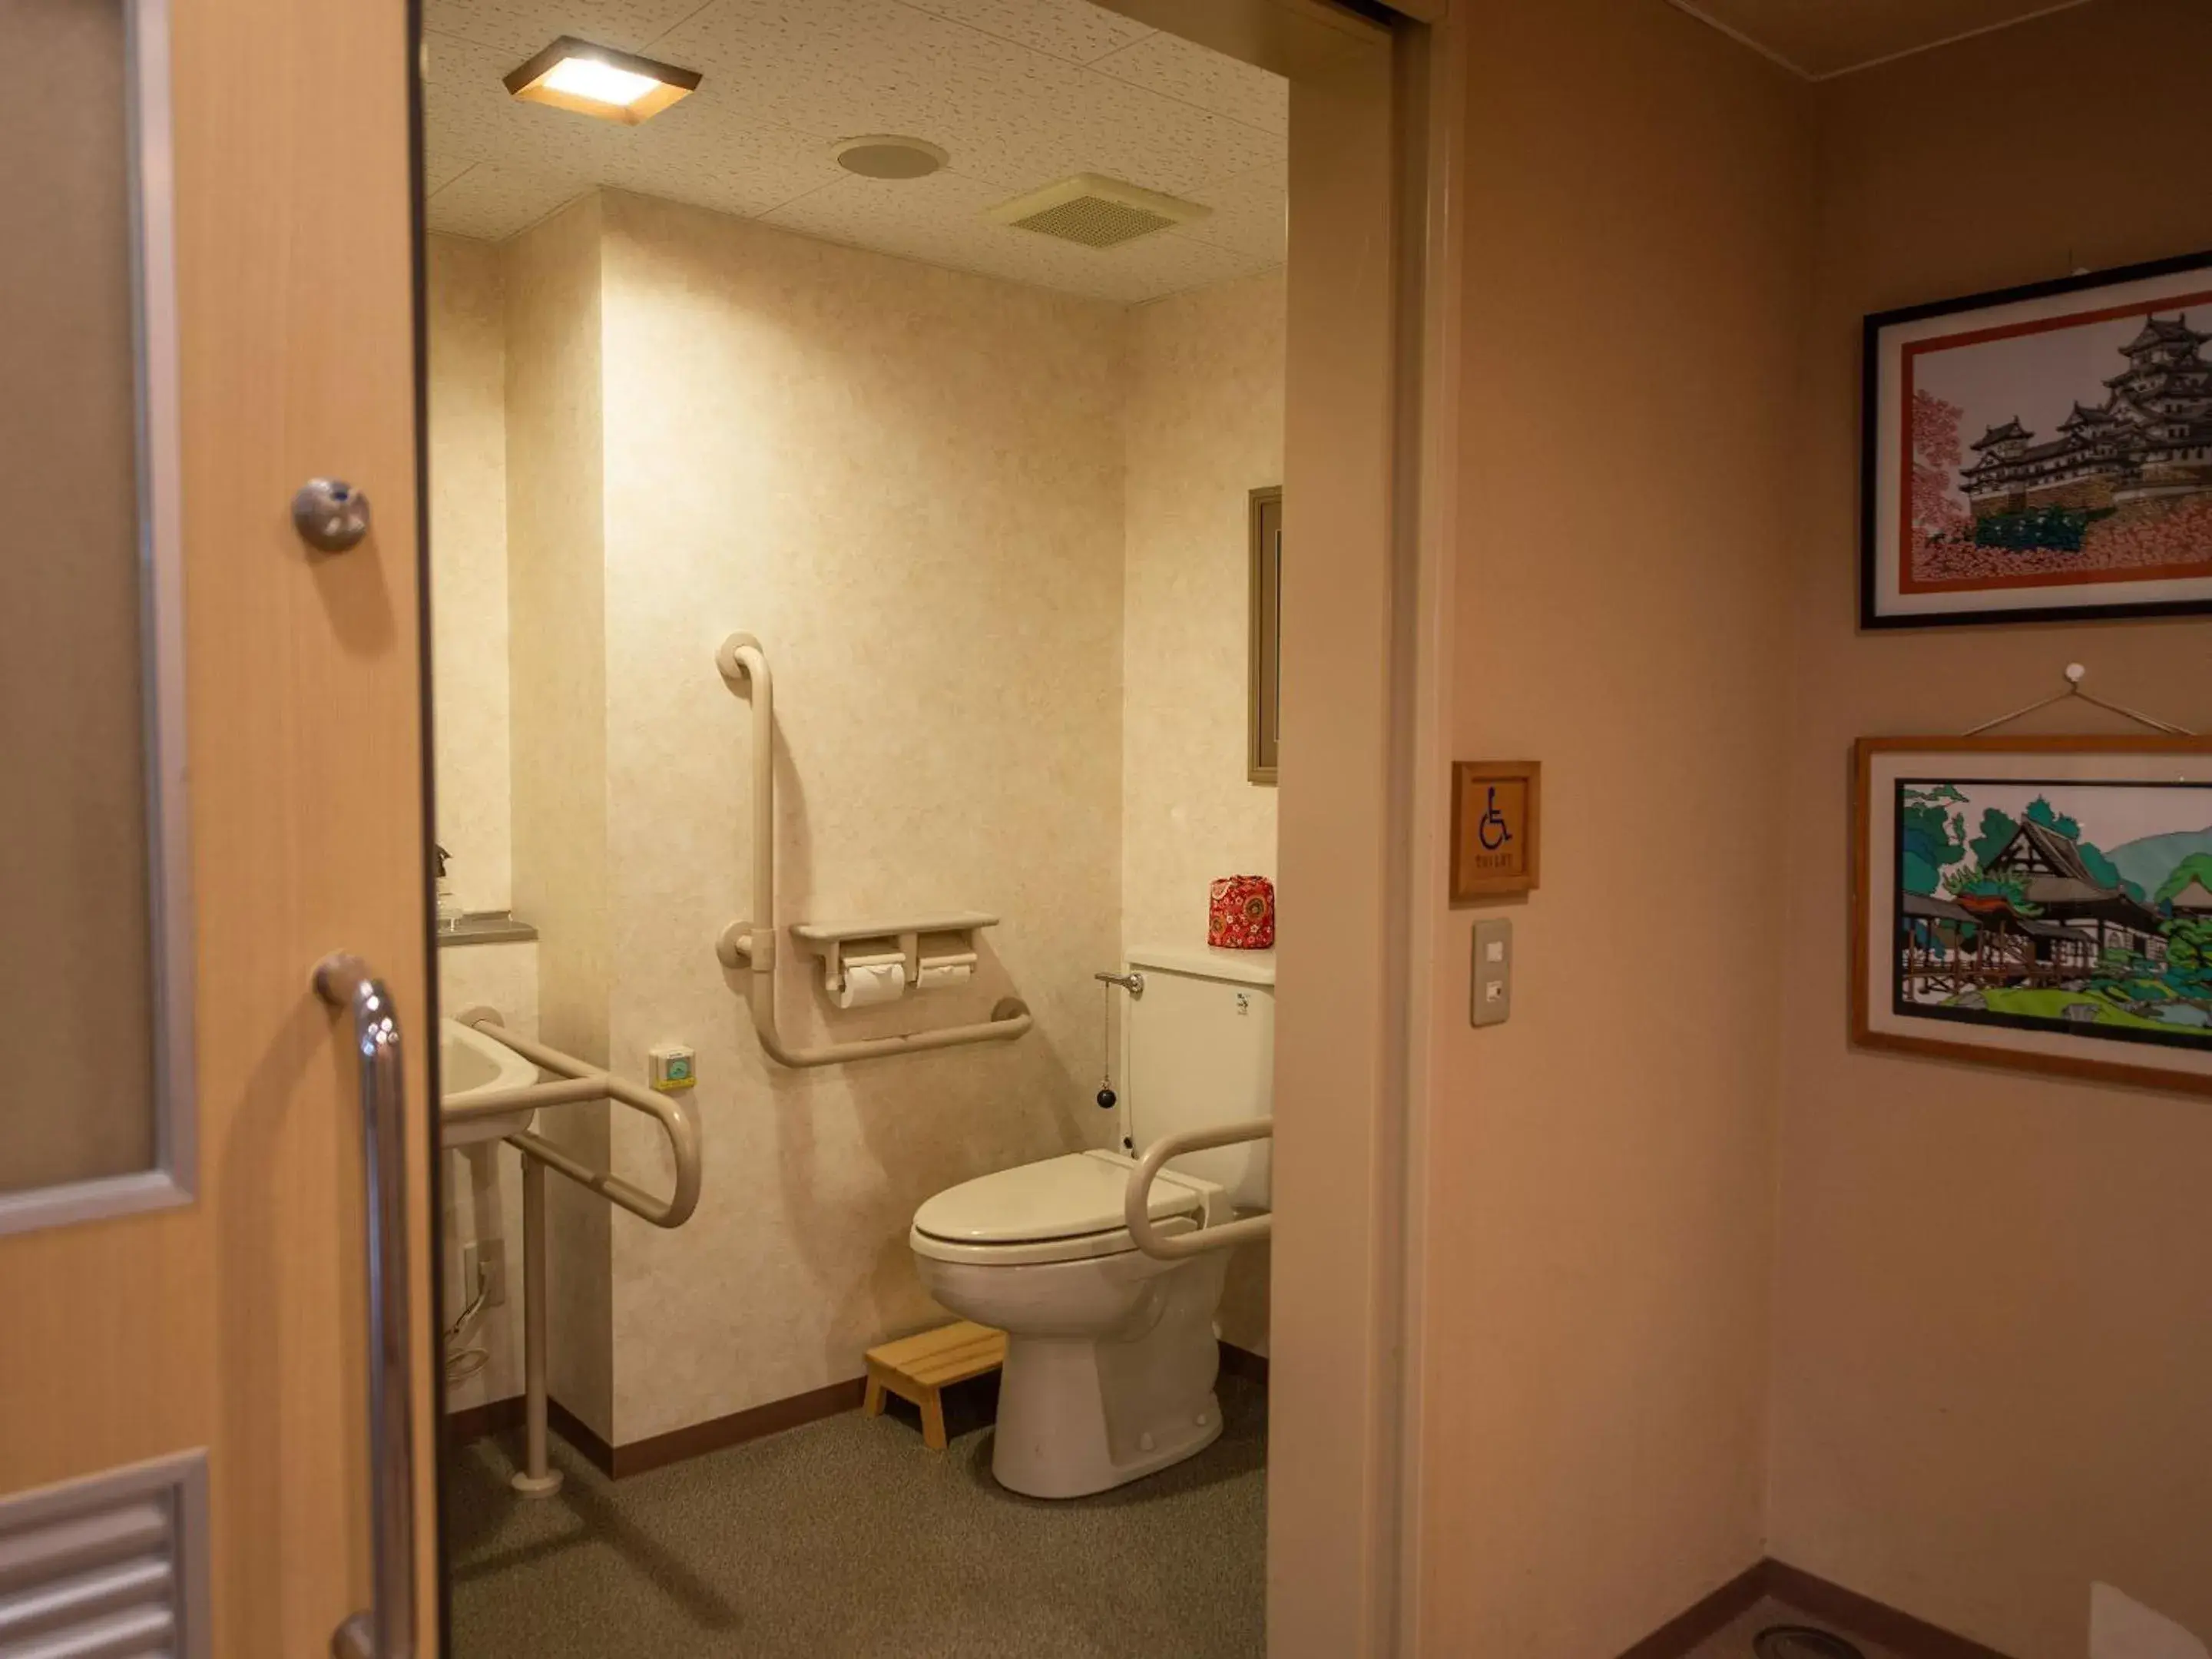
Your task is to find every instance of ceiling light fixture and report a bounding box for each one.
[830,135,950,180]
[504,37,700,125]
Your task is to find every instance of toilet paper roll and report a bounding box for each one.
[917,962,973,992]
[834,962,906,1010]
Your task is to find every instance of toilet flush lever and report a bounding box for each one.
[1094,971,1144,997]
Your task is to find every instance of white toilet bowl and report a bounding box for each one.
[909,1149,1231,1499]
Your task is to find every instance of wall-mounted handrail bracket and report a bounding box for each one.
[1124,1118,1275,1261]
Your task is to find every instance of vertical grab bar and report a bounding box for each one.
[313,953,418,1659]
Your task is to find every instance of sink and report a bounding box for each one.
[441,1018,540,1147]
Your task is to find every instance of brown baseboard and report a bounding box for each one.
[1219,1339,1270,1384]
[1618,1563,1770,1659]
[548,1397,619,1475]
[1620,1560,2019,1659]
[608,1378,866,1477]
[448,1340,1265,1478]
[1760,1561,2015,1659]
[441,1376,866,1479]
[442,1393,523,1447]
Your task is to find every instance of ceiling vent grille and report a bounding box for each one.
[985,174,1210,250]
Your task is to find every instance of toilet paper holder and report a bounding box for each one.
[791,912,997,996]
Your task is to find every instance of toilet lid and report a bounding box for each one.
[912,1151,1202,1246]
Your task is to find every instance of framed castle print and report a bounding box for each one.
[1861,249,2212,628]
[1854,736,2212,1096]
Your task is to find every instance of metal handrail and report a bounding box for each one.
[714,632,1032,1067]
[459,1013,701,1230]
[1124,1118,1276,1260]
[312,953,417,1659]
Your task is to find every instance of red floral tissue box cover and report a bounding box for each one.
[1208,876,1275,950]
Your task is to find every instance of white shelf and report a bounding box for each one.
[790,912,998,945]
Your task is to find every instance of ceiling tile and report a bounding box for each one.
[423,151,475,196]
[1176,162,1287,262]
[647,0,1086,151]
[420,0,1286,301]
[422,0,711,59]
[762,169,1267,303]
[1089,27,1288,135]
[896,0,1155,65]
[1051,73,1283,195]
[596,81,848,218]
[426,162,590,240]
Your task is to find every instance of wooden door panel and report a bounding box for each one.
[0,0,432,1651]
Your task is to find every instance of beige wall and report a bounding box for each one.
[1767,5,2212,1654]
[1122,268,1285,1359]
[1122,267,1285,952]
[426,234,512,916]
[1418,0,1813,1649]
[576,192,1128,1441]
[432,194,1285,1432]
[503,196,617,1430]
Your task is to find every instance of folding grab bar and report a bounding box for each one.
[714,631,1032,1067]
[312,953,418,1659]
[1124,1118,1276,1260]
[455,1011,702,1495]
[459,1013,702,1230]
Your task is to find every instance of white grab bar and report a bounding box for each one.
[453,1010,703,1499]
[459,1011,702,1230]
[1124,1118,1275,1260]
[714,632,1033,1067]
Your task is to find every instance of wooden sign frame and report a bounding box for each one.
[1450,761,1541,902]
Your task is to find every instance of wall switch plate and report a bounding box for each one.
[1471,918,1512,1027]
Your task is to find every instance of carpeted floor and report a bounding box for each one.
[444,1373,1267,1659]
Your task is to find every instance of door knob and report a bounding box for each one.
[291,478,372,552]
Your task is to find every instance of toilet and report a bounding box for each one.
[909,945,1274,1499]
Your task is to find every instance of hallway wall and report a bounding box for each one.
[1767,5,2212,1653]
[1419,0,1814,1649]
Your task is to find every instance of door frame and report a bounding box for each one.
[1096,5,1466,1654]
[406,2,1467,1653]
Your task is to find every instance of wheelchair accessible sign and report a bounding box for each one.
[1450,761,1540,902]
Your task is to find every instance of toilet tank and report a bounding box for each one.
[1122,945,1273,1211]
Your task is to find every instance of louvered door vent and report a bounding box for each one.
[0,1452,207,1658]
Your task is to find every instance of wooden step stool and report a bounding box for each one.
[863,1320,1007,1450]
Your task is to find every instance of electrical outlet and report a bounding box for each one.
[461,1240,507,1309]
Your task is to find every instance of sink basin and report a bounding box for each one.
[441,1018,540,1147]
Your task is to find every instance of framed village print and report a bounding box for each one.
[1861,248,2212,628]
[1854,736,2212,1095]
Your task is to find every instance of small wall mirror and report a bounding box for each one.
[1249,485,1282,785]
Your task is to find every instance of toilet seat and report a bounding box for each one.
[909,1150,1217,1267]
